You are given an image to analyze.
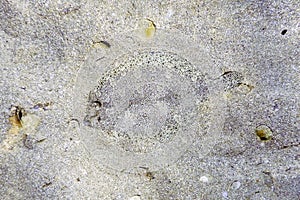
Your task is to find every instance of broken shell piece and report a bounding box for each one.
[200,176,209,183]
[21,113,40,134]
[92,40,111,49]
[8,106,25,134]
[200,174,213,183]
[2,107,40,150]
[255,125,273,141]
[137,19,156,39]
[231,180,241,190]
[128,196,141,200]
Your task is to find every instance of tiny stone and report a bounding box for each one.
[281,29,287,35]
